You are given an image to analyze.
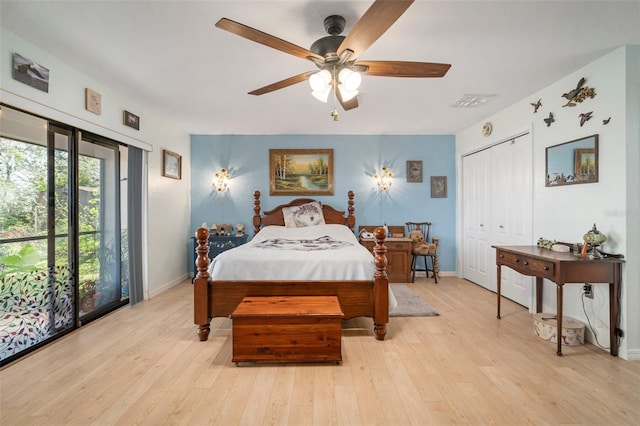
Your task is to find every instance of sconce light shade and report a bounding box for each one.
[213,168,231,192]
[373,166,393,191]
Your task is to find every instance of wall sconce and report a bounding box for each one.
[212,168,230,192]
[373,166,393,191]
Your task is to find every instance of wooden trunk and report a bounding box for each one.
[231,296,343,364]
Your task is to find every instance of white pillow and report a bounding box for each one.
[282,201,326,228]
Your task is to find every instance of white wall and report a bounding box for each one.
[1,27,191,298]
[456,46,639,360]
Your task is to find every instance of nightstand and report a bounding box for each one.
[358,225,412,283]
[191,234,248,281]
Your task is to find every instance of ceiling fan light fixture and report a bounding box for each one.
[338,68,361,91]
[311,87,331,103]
[309,69,331,92]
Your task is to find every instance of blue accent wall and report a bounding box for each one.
[190,134,456,272]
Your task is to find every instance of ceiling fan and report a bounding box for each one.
[215,0,450,117]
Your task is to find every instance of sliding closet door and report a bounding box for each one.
[462,133,533,307]
[491,136,533,306]
[462,148,493,290]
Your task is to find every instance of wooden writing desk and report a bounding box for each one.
[493,245,624,356]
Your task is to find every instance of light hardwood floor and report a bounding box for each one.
[1,276,639,425]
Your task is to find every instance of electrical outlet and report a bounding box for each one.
[583,284,593,299]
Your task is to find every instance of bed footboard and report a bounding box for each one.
[193,226,390,341]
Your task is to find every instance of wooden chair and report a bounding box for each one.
[406,221,439,283]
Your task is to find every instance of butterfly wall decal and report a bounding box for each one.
[543,112,554,127]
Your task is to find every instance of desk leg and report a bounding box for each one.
[496,265,502,319]
[556,285,564,356]
[535,277,543,313]
[610,278,620,357]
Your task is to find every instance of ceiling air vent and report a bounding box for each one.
[450,94,496,108]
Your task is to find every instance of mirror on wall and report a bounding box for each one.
[545,134,599,187]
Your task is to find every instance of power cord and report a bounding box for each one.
[581,290,609,350]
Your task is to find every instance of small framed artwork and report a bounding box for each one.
[123,110,140,130]
[406,160,423,183]
[85,88,102,115]
[162,149,182,180]
[431,176,447,198]
[269,149,334,195]
[12,52,50,93]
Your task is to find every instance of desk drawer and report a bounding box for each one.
[497,252,554,279]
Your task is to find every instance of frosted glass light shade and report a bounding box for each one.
[338,68,361,91]
[309,69,331,92]
[311,87,331,102]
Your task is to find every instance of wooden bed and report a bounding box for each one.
[193,190,390,341]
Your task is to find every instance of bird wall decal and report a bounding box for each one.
[579,111,593,127]
[543,112,554,127]
[531,99,542,113]
[603,117,611,125]
[562,77,596,107]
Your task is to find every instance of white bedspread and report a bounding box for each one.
[207,224,397,310]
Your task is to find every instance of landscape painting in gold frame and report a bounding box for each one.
[269,149,334,196]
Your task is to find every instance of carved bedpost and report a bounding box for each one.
[372,227,389,340]
[194,227,211,341]
[253,190,262,235]
[347,190,355,231]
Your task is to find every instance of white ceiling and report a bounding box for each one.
[1,1,639,135]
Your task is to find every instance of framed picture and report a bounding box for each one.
[162,149,182,180]
[85,88,102,115]
[123,110,140,130]
[406,160,423,183]
[269,149,334,195]
[12,52,49,93]
[430,176,447,198]
[545,134,598,186]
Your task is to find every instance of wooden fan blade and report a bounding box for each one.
[338,93,359,111]
[333,81,359,111]
[248,71,315,96]
[216,18,324,62]
[337,0,414,60]
[357,60,451,77]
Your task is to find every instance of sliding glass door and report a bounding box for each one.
[0,106,129,365]
[77,135,128,321]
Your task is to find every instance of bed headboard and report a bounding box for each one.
[252,190,355,235]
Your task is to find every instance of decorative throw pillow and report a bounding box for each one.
[282,201,325,228]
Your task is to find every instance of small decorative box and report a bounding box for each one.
[533,313,585,346]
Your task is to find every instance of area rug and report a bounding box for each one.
[389,284,439,317]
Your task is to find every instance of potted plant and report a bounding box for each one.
[79,280,96,312]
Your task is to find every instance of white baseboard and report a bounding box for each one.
[621,349,640,361]
[147,273,189,299]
